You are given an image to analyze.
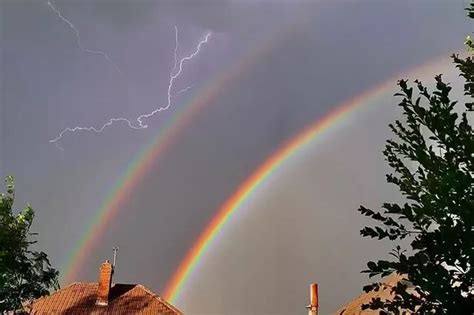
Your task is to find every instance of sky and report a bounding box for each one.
[0,0,470,314]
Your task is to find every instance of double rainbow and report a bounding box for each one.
[61,22,456,307]
[63,20,301,283]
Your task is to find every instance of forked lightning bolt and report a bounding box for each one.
[136,28,211,128]
[49,26,211,146]
[46,0,123,76]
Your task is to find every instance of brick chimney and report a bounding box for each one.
[96,260,113,306]
[307,283,319,315]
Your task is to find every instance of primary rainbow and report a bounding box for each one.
[162,54,455,304]
[63,22,302,283]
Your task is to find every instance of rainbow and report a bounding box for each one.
[63,22,302,283]
[162,54,455,304]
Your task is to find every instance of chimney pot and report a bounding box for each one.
[96,260,113,306]
[310,283,318,307]
[307,283,318,315]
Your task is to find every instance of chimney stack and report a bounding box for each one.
[307,283,319,315]
[96,260,113,306]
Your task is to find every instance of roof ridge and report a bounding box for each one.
[136,284,183,314]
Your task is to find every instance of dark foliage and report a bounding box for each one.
[0,176,59,312]
[358,3,473,314]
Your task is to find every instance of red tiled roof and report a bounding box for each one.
[29,282,182,314]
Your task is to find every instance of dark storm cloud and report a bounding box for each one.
[157,0,236,31]
[81,0,286,33]
[88,0,158,29]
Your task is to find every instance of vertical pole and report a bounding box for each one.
[112,246,119,269]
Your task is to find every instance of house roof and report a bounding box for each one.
[29,282,182,314]
[334,273,409,315]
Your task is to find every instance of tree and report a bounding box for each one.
[0,176,59,313]
[358,3,473,314]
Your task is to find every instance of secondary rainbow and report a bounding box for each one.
[63,22,302,283]
[162,54,455,303]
